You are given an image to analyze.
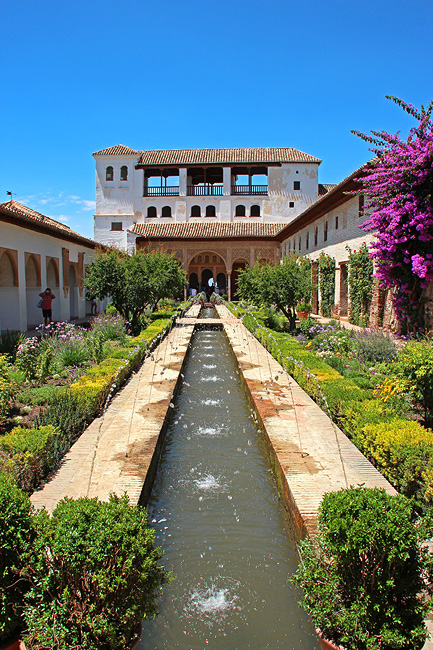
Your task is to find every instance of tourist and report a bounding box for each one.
[39,287,56,326]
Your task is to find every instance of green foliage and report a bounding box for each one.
[0,425,61,492]
[318,252,336,317]
[352,328,397,364]
[90,313,128,344]
[85,249,186,334]
[0,474,35,643]
[347,243,374,326]
[16,384,62,406]
[293,487,431,649]
[15,337,40,380]
[0,330,25,362]
[391,339,433,426]
[0,355,15,421]
[37,391,95,445]
[24,494,166,650]
[237,255,312,329]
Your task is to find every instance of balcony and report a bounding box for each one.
[187,184,223,196]
[144,186,179,197]
[231,185,268,196]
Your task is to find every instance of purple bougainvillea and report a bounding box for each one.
[352,96,433,333]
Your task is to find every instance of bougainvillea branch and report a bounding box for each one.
[352,96,433,333]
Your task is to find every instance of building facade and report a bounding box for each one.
[0,201,99,332]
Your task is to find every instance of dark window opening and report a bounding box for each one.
[289,201,295,208]
[250,205,260,217]
[191,205,201,217]
[359,194,365,217]
[324,220,328,242]
[298,237,301,251]
[314,226,318,246]
[147,206,157,218]
[162,206,172,217]
[235,205,246,216]
[294,181,301,190]
[205,205,216,217]
[106,166,114,182]
[306,232,309,250]
[111,222,123,231]
[335,215,339,230]
[120,165,128,181]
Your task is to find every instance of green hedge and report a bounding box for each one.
[230,303,433,509]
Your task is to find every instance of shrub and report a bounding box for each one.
[352,328,397,364]
[347,243,374,326]
[37,391,94,445]
[0,425,61,492]
[15,337,40,380]
[0,330,25,362]
[24,494,167,650]
[90,313,129,343]
[0,355,15,421]
[391,339,433,426]
[293,487,431,649]
[0,474,35,644]
[318,252,336,316]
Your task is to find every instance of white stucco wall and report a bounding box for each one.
[0,221,97,332]
[94,154,320,248]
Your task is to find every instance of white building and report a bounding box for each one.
[93,145,323,251]
[0,201,99,332]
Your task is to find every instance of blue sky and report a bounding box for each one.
[1,0,432,239]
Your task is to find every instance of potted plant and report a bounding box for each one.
[296,301,312,320]
[0,474,35,650]
[292,487,432,650]
[23,494,167,650]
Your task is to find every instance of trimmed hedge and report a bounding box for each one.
[230,304,433,509]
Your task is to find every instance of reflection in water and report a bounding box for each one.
[138,321,318,650]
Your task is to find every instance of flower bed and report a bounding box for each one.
[0,304,188,493]
[229,303,433,511]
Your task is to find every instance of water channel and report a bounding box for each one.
[138,309,318,649]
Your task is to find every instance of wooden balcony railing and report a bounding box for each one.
[144,186,179,197]
[231,185,268,196]
[187,184,223,196]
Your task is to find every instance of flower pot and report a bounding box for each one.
[128,623,142,650]
[297,311,311,320]
[0,637,25,650]
[316,629,347,650]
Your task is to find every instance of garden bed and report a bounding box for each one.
[0,304,187,494]
[228,302,433,512]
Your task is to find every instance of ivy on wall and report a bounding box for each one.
[318,252,336,317]
[347,243,374,326]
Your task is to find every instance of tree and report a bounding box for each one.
[352,96,433,333]
[237,255,312,329]
[85,249,186,333]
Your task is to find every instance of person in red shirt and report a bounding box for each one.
[39,288,56,326]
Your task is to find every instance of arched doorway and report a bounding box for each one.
[46,258,60,321]
[231,259,248,300]
[0,251,19,331]
[69,265,77,319]
[25,254,41,328]
[187,252,227,296]
[216,272,226,292]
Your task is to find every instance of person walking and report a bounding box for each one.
[39,287,56,326]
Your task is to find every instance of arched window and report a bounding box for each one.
[0,251,18,287]
[147,206,157,218]
[46,258,59,288]
[25,255,40,288]
[235,205,246,217]
[324,220,328,242]
[250,205,260,217]
[120,165,128,181]
[161,206,172,217]
[106,166,114,182]
[306,231,310,250]
[314,226,318,246]
[191,205,201,217]
[205,205,216,217]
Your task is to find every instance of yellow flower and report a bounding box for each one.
[306,342,312,348]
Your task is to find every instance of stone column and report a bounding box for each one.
[179,168,187,197]
[227,271,232,301]
[223,167,231,196]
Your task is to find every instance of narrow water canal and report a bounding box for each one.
[139,312,318,649]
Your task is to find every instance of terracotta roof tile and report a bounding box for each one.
[318,183,338,195]
[130,222,285,239]
[93,144,140,156]
[93,145,321,166]
[0,201,97,247]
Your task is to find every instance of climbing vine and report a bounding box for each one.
[318,252,336,317]
[347,243,374,326]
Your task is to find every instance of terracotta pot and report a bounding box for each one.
[297,311,311,320]
[128,623,142,650]
[316,629,347,650]
[0,638,25,650]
